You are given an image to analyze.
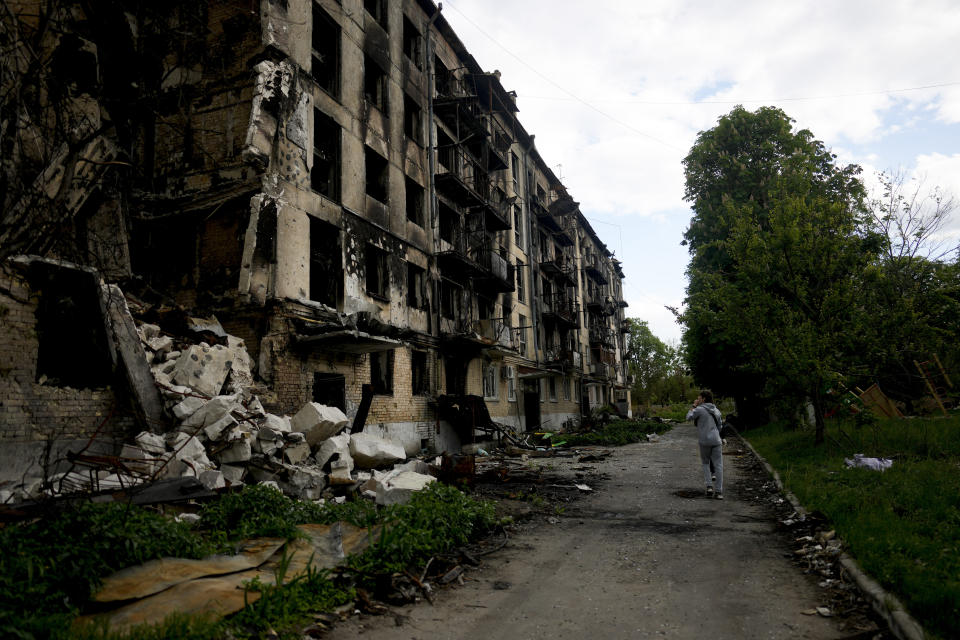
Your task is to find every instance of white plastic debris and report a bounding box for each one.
[844,453,893,471]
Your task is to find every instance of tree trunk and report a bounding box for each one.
[812,387,826,446]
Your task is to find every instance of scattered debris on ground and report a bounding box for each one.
[730,437,892,639]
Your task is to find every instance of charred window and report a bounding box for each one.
[32,265,112,388]
[440,280,461,320]
[312,109,340,200]
[312,372,345,411]
[517,314,527,356]
[513,204,523,249]
[403,94,423,144]
[439,203,460,246]
[364,54,388,111]
[370,350,393,395]
[407,262,426,309]
[365,146,388,203]
[402,15,423,69]
[364,0,387,30]
[411,350,428,395]
[365,244,388,300]
[311,5,340,97]
[309,217,342,308]
[405,177,424,227]
[516,259,525,302]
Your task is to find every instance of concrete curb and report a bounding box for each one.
[736,435,926,640]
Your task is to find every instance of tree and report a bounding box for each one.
[860,172,960,406]
[624,319,672,405]
[681,106,874,441]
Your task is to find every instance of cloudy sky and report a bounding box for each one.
[440,0,960,344]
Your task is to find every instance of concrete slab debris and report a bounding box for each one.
[171,344,233,398]
[171,396,206,420]
[282,441,311,465]
[375,470,436,505]
[350,433,406,469]
[290,403,350,446]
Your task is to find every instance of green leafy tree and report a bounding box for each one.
[681,105,873,440]
[624,318,672,405]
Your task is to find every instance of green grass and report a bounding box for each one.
[1,482,495,640]
[560,419,674,447]
[645,403,692,421]
[745,414,960,640]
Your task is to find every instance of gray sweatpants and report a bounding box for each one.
[699,444,723,493]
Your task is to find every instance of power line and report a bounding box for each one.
[517,81,960,106]
[443,0,683,152]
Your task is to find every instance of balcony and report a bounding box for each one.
[473,249,515,293]
[436,145,490,208]
[553,220,575,248]
[584,254,609,285]
[539,253,577,287]
[532,199,562,233]
[477,318,515,350]
[590,362,612,379]
[544,346,581,370]
[585,291,615,316]
[589,324,616,347]
[541,291,579,328]
[477,196,511,232]
[433,90,486,139]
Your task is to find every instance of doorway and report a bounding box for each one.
[523,379,540,431]
[312,372,345,411]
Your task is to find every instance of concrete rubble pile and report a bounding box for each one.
[31,310,435,507]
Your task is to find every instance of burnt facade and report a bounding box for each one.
[0,0,630,464]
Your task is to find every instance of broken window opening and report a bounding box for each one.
[440,280,461,320]
[365,243,389,300]
[254,200,278,264]
[407,262,426,310]
[505,365,516,402]
[309,217,342,308]
[370,350,393,395]
[364,146,389,203]
[483,362,498,400]
[364,54,388,111]
[364,0,388,30]
[312,372,345,412]
[511,152,521,194]
[411,350,428,395]
[549,377,557,402]
[312,109,341,201]
[516,259,525,302]
[32,265,112,388]
[405,176,424,227]
[402,15,423,69]
[311,5,340,97]
[403,93,423,145]
[439,202,460,246]
[517,313,528,356]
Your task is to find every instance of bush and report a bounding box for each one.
[561,419,673,447]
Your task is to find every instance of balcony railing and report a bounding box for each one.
[473,249,515,293]
[539,252,577,286]
[583,254,609,285]
[541,291,579,328]
[436,145,490,207]
[544,347,582,370]
[589,324,616,347]
[477,318,515,349]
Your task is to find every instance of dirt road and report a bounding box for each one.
[331,425,887,640]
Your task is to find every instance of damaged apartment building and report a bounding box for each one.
[0,0,631,483]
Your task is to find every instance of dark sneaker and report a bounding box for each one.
[715,492,724,500]
[706,487,715,497]
[711,475,717,482]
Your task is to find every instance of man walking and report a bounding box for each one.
[686,390,724,499]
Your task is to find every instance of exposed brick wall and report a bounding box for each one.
[0,269,134,445]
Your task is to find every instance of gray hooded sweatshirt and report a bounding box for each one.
[686,402,723,446]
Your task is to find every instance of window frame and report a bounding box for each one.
[370,350,394,395]
[311,5,340,98]
[483,362,499,400]
[365,243,389,300]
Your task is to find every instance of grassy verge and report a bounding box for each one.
[559,418,674,447]
[1,483,495,640]
[744,414,960,640]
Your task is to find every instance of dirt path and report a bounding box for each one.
[331,425,887,640]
